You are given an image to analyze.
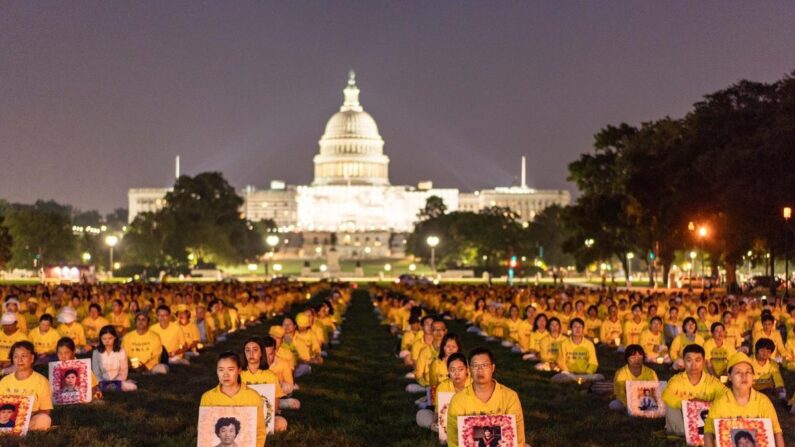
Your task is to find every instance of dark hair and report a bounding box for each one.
[408,315,420,325]
[682,317,697,333]
[217,351,242,368]
[156,305,171,315]
[39,313,54,323]
[683,344,705,358]
[242,337,269,370]
[710,322,725,333]
[650,316,662,325]
[262,335,276,349]
[548,316,562,330]
[9,341,35,361]
[420,315,434,326]
[439,333,462,360]
[631,304,642,312]
[733,430,755,445]
[56,336,76,352]
[97,325,121,353]
[134,311,150,322]
[755,337,775,353]
[760,314,775,323]
[63,369,78,379]
[89,303,102,313]
[447,352,468,369]
[624,344,646,362]
[0,403,14,411]
[468,346,494,365]
[569,317,584,329]
[214,417,241,436]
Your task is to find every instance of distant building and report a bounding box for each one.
[127,71,570,257]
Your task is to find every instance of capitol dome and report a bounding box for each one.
[313,71,390,186]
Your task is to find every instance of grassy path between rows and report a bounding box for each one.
[269,288,438,447]
[0,291,330,447]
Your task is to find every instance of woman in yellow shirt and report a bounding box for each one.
[429,333,463,389]
[610,344,659,411]
[671,317,705,370]
[200,351,266,447]
[534,317,564,371]
[241,337,287,432]
[0,341,52,430]
[704,322,736,377]
[522,313,549,361]
[704,352,784,447]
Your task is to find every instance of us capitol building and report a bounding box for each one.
[129,72,570,258]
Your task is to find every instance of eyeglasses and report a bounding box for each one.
[470,363,493,371]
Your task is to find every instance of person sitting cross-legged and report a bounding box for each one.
[551,318,604,383]
[609,344,659,412]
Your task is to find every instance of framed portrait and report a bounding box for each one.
[48,358,92,405]
[625,380,667,418]
[713,418,775,447]
[456,414,518,447]
[682,400,711,446]
[197,406,258,447]
[0,395,35,436]
[248,383,276,434]
[436,391,454,444]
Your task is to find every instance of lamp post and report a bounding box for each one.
[626,252,634,286]
[426,236,440,275]
[698,226,708,288]
[784,207,792,298]
[105,235,118,278]
[688,250,697,291]
[265,235,280,277]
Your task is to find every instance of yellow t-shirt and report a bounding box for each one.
[557,337,598,374]
[121,330,164,370]
[107,312,132,333]
[428,356,449,388]
[539,333,564,363]
[81,316,110,341]
[241,368,285,398]
[622,319,645,346]
[414,344,439,387]
[28,327,61,355]
[670,334,705,361]
[199,384,266,447]
[639,330,666,358]
[0,330,30,361]
[58,322,87,346]
[0,371,53,412]
[661,371,727,409]
[703,339,736,376]
[749,357,784,390]
[446,381,525,447]
[600,318,623,345]
[613,365,658,406]
[178,322,201,347]
[703,389,781,434]
[150,322,186,355]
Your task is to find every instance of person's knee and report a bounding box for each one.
[416,409,434,428]
[29,413,52,431]
[608,399,625,412]
[151,364,169,374]
[121,380,138,392]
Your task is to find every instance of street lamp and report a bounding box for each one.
[81,252,91,263]
[426,236,440,274]
[626,252,634,285]
[265,234,280,276]
[105,235,118,278]
[784,207,792,297]
[697,226,708,287]
[689,250,697,290]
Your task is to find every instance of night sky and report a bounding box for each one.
[2,2,794,212]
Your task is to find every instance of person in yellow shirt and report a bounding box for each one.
[121,312,168,375]
[704,352,784,447]
[107,299,132,336]
[417,351,470,429]
[399,315,422,361]
[553,318,603,383]
[407,316,434,378]
[534,317,564,371]
[150,305,189,366]
[3,298,28,334]
[0,341,52,430]
[750,338,786,401]
[200,351,266,447]
[429,332,462,390]
[293,312,323,366]
[622,304,645,348]
[29,314,60,362]
[23,297,43,332]
[446,347,525,447]
[752,314,786,357]
[176,306,201,355]
[609,344,659,412]
[0,313,30,372]
[704,322,736,377]
[81,304,110,346]
[57,307,91,353]
[670,317,705,370]
[413,319,447,389]
[263,334,300,411]
[521,313,549,361]
[640,316,670,364]
[661,344,727,436]
[600,305,623,349]
[241,337,287,432]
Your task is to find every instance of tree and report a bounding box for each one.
[526,205,574,269]
[3,202,77,269]
[417,196,447,221]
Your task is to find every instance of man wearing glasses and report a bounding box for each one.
[446,347,525,447]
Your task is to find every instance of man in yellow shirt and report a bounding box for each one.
[600,304,623,349]
[553,318,603,383]
[150,305,189,366]
[121,312,168,374]
[0,313,30,372]
[661,344,727,436]
[81,303,110,345]
[28,314,60,362]
[446,347,525,447]
[750,338,786,401]
[176,306,201,355]
[413,318,446,389]
[610,344,658,411]
[704,352,784,447]
[293,312,322,365]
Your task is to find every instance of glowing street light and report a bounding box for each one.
[626,252,634,285]
[247,263,258,272]
[784,207,792,297]
[384,263,392,272]
[273,263,282,273]
[584,238,595,248]
[408,263,416,272]
[82,252,92,263]
[265,234,280,276]
[105,235,118,277]
[426,236,440,274]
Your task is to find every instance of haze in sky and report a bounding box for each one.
[2,1,794,212]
